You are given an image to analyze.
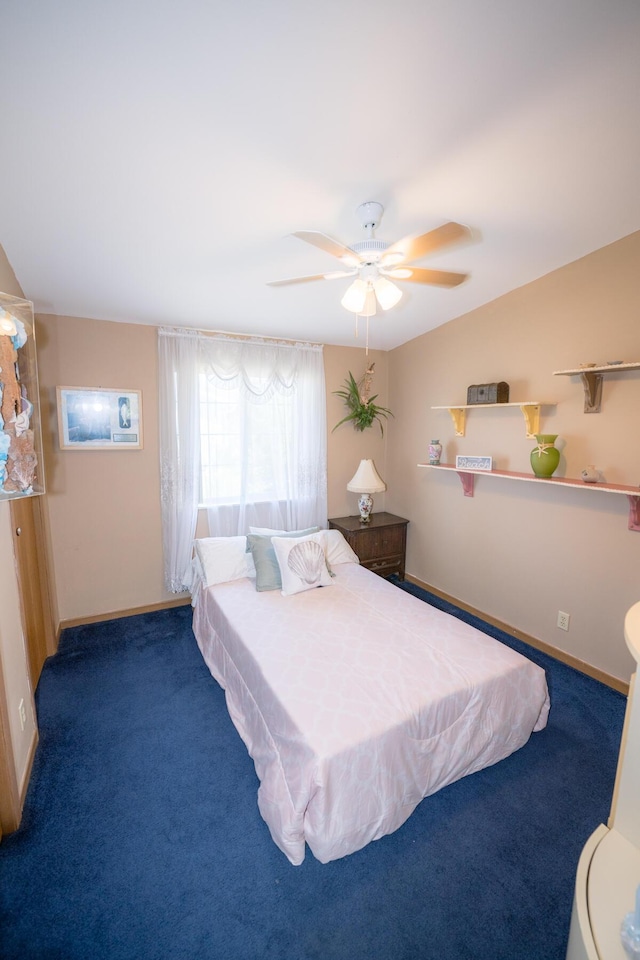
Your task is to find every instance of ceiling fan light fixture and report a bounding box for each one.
[373,276,402,310]
[341,278,368,313]
[361,288,377,317]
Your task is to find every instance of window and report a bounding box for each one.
[199,371,295,507]
[159,329,327,591]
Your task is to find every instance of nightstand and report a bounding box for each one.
[328,512,409,580]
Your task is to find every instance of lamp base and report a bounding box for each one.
[357,493,373,523]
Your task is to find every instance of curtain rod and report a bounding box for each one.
[158,325,322,349]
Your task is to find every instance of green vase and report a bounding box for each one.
[530,434,560,478]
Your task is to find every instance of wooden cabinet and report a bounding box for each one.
[328,512,409,580]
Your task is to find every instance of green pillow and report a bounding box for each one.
[246,528,319,592]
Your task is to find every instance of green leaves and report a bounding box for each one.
[332,371,393,436]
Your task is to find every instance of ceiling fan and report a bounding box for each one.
[267,201,471,316]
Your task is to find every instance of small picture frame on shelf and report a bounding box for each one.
[56,386,143,450]
[455,455,493,471]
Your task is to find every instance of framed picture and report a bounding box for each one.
[56,387,143,450]
[455,455,493,471]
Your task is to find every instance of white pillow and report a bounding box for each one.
[194,537,256,587]
[321,529,359,566]
[271,533,334,597]
[249,525,319,537]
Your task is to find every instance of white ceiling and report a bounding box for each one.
[2,0,639,350]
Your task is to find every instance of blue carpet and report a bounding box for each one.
[0,584,626,960]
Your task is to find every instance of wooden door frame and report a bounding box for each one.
[0,495,55,835]
[0,653,21,834]
[10,495,57,686]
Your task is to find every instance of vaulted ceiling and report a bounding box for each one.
[2,0,639,349]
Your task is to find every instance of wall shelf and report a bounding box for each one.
[418,463,640,532]
[553,362,640,414]
[430,402,555,439]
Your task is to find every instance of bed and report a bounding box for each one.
[191,529,550,865]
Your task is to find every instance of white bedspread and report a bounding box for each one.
[192,562,549,864]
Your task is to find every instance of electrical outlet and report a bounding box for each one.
[18,698,26,731]
[557,611,570,632]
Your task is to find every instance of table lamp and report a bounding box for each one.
[347,459,386,523]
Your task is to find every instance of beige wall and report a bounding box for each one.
[37,316,166,622]
[11,233,640,685]
[0,248,37,800]
[35,315,389,622]
[386,231,640,684]
[325,346,388,519]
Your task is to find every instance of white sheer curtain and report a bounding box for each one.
[158,328,327,593]
[158,328,202,592]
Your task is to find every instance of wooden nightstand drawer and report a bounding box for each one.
[361,556,404,577]
[328,512,409,580]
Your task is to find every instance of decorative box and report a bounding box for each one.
[466,382,510,405]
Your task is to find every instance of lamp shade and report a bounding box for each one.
[372,276,402,310]
[341,278,368,313]
[341,276,401,316]
[361,288,377,317]
[347,459,386,493]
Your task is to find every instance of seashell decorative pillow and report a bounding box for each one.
[246,528,320,592]
[271,533,334,597]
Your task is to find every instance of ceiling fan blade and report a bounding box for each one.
[381,221,472,266]
[393,266,468,287]
[292,231,360,266]
[267,269,357,286]
[266,273,329,287]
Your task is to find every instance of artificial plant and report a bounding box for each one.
[332,369,393,436]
